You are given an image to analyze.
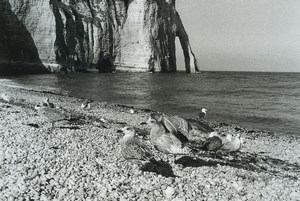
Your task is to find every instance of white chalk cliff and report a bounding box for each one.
[0,0,199,73]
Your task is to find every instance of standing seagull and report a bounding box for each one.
[42,97,55,108]
[81,99,91,110]
[35,104,70,128]
[147,115,191,155]
[199,108,208,119]
[119,126,153,172]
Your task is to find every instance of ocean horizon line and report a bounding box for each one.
[178,69,300,74]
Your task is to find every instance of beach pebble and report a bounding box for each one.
[154,189,161,197]
[40,194,49,201]
[165,186,175,198]
[58,188,68,198]
[7,196,14,201]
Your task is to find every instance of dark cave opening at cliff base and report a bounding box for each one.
[96,58,114,73]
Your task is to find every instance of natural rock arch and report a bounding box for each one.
[175,11,199,73]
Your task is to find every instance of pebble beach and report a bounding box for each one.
[0,85,300,201]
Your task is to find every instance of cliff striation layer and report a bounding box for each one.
[0,0,199,73]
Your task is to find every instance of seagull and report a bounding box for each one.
[146,115,191,155]
[217,133,244,153]
[198,108,208,119]
[81,100,91,110]
[1,93,13,103]
[1,93,25,104]
[99,117,109,123]
[119,126,153,173]
[203,133,232,151]
[42,97,55,108]
[35,104,70,128]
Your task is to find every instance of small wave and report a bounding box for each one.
[0,80,68,95]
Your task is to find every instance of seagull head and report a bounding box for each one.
[236,133,244,143]
[42,98,49,106]
[34,104,42,111]
[201,108,207,114]
[42,97,50,104]
[120,126,136,138]
[81,101,91,109]
[220,133,232,143]
[146,113,162,127]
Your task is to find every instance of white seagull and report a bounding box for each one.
[199,108,208,119]
[81,99,91,110]
[217,133,244,153]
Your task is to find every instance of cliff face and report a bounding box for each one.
[0,0,47,74]
[0,0,198,73]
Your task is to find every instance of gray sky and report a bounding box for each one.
[176,0,300,72]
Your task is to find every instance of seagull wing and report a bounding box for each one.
[162,114,178,133]
[162,114,189,143]
[122,139,152,162]
[135,139,153,158]
[204,136,223,151]
[171,115,190,133]
[185,119,215,133]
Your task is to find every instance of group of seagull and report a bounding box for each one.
[1,93,243,173]
[119,109,244,172]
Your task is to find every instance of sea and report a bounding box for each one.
[1,71,299,136]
